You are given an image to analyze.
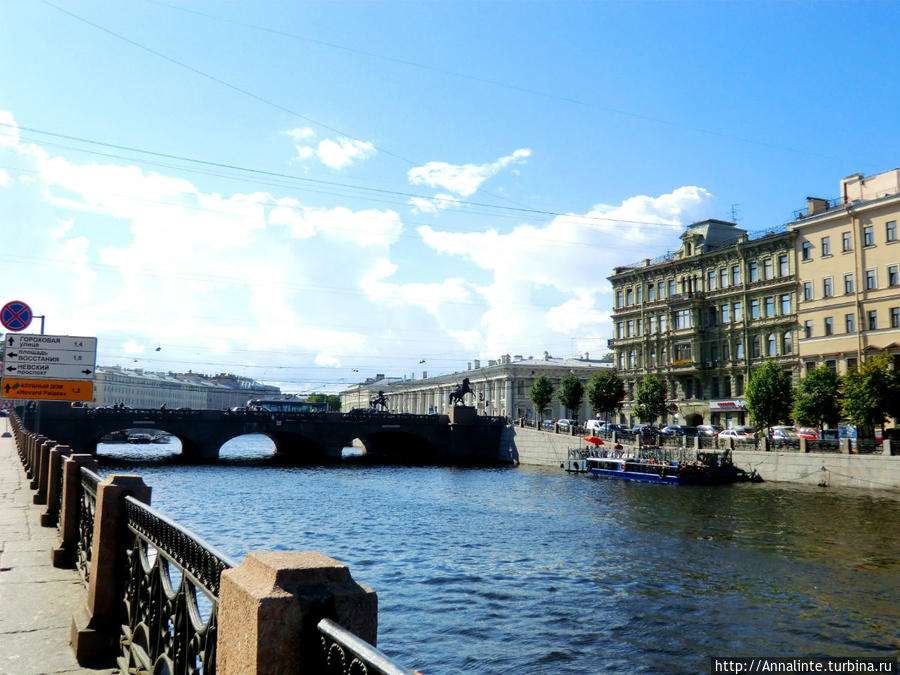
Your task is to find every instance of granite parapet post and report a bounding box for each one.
[52,453,99,568]
[33,438,57,505]
[71,473,151,667]
[41,444,72,526]
[218,551,378,674]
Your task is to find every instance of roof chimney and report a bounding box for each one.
[473,359,480,369]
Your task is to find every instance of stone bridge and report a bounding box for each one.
[19,402,508,464]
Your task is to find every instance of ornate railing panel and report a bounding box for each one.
[118,496,238,675]
[318,618,414,675]
[54,454,65,526]
[76,467,100,587]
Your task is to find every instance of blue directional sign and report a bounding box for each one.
[1,300,32,332]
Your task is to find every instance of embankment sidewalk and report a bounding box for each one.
[0,424,113,675]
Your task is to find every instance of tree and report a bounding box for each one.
[631,376,667,424]
[586,370,625,421]
[745,361,793,433]
[529,375,554,422]
[557,374,585,421]
[307,393,342,411]
[793,366,841,430]
[841,353,900,435]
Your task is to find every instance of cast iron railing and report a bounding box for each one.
[118,496,237,675]
[76,467,100,586]
[317,618,416,675]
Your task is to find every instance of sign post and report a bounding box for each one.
[1,334,97,402]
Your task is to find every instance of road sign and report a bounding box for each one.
[1,300,32,332]
[2,334,96,381]
[1,378,93,402]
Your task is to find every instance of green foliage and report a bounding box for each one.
[529,375,554,421]
[631,376,668,424]
[745,361,794,432]
[793,366,841,429]
[307,393,342,411]
[557,374,585,420]
[586,370,625,419]
[840,353,900,431]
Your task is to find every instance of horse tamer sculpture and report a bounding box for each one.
[448,378,474,406]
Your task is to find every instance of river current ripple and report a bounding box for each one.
[97,436,900,674]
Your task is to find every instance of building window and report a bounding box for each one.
[865,269,876,290]
[751,336,761,359]
[765,296,775,317]
[842,231,852,252]
[887,220,897,242]
[626,289,633,305]
[767,333,777,356]
[721,304,730,323]
[888,265,899,287]
[823,277,833,297]
[749,261,759,282]
[801,241,812,260]
[719,267,728,289]
[824,317,834,336]
[707,270,717,291]
[629,351,636,368]
[805,360,816,374]
[658,281,665,299]
[845,313,856,333]
[626,320,634,337]
[778,254,789,276]
[821,236,831,256]
[763,258,773,280]
[615,290,623,307]
[734,301,743,322]
[846,357,858,370]
[659,314,667,332]
[668,279,676,297]
[802,281,813,301]
[868,310,877,330]
[731,265,741,286]
[864,225,874,247]
[825,360,837,373]
[674,309,692,329]
[750,299,760,319]
[648,284,655,301]
[780,294,791,315]
[782,331,792,354]
[708,306,717,327]
[710,343,719,362]
[723,376,732,397]
[637,286,643,303]
[736,340,744,360]
[843,273,855,294]
[735,374,744,396]
[804,320,813,338]
[674,343,691,363]
[711,377,720,398]
[891,307,900,328]
[723,341,730,361]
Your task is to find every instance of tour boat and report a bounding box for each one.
[583,450,752,485]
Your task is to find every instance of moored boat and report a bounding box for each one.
[584,450,753,485]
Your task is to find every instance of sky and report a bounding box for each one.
[2,1,900,393]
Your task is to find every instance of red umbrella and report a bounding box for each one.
[583,436,604,445]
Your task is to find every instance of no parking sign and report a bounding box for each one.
[1,300,32,332]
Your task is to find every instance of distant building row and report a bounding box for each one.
[92,366,280,409]
[340,353,612,420]
[609,168,900,428]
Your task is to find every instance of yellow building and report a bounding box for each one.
[791,169,900,374]
[609,219,798,428]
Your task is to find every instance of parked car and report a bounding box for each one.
[660,425,699,437]
[732,425,758,439]
[718,428,756,441]
[797,428,818,440]
[541,418,556,430]
[631,423,654,435]
[584,419,604,433]
[556,419,575,430]
[769,425,799,439]
[697,424,723,437]
[820,428,839,441]
[603,423,624,433]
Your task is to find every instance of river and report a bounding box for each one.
[96,436,900,674]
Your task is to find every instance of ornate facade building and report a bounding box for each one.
[790,169,900,375]
[608,219,799,428]
[340,353,612,420]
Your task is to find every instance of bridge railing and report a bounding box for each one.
[8,412,417,674]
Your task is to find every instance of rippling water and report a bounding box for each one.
[97,436,900,673]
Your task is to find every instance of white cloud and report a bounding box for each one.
[0,169,7,188]
[408,148,531,198]
[284,127,376,170]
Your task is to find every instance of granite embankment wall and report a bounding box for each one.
[503,426,900,490]
[731,450,900,490]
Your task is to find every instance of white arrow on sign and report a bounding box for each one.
[5,334,96,353]
[4,347,97,367]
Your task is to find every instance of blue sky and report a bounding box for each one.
[2,1,899,393]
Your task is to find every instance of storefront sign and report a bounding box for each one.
[709,399,747,411]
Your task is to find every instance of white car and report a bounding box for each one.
[556,419,575,430]
[718,429,756,441]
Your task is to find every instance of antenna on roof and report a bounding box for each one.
[730,204,740,225]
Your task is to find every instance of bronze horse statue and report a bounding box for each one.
[448,378,473,406]
[369,390,387,412]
